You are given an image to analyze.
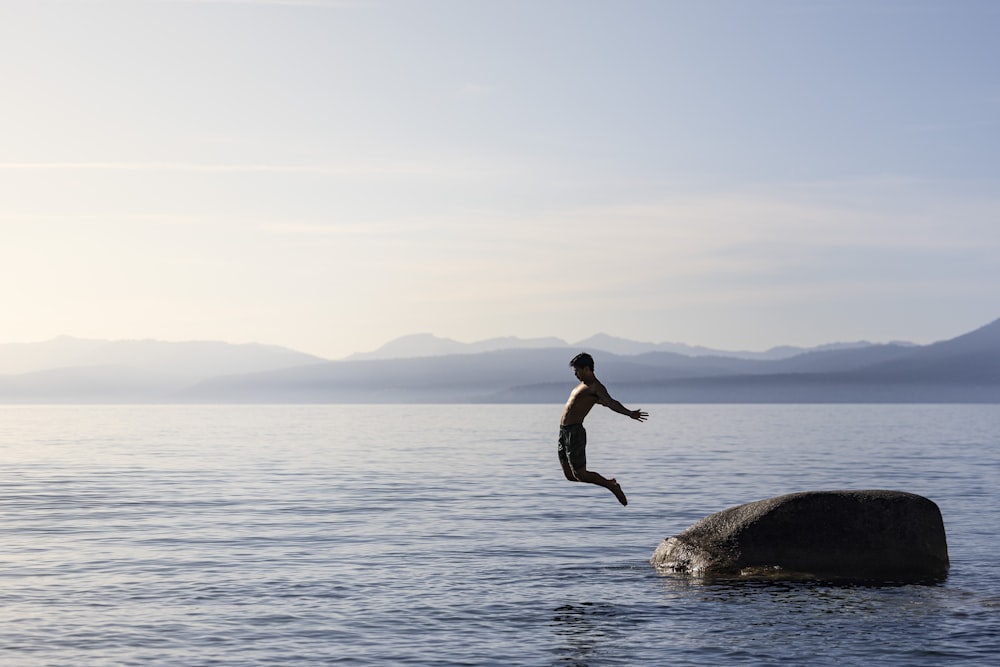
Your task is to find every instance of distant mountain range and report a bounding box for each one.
[344,332,902,361]
[0,320,997,403]
[0,337,325,402]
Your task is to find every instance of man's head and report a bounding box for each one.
[569,352,594,371]
[569,353,595,381]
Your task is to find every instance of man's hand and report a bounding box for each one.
[631,410,648,422]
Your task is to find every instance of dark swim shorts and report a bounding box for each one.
[558,424,587,471]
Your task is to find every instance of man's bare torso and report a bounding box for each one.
[561,381,605,426]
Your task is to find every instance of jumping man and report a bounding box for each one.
[558,352,647,506]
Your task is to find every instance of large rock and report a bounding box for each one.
[651,490,949,580]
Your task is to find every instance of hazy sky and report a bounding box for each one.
[3,0,998,359]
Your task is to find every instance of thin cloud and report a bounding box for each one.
[143,0,362,7]
[0,161,473,179]
[257,221,422,236]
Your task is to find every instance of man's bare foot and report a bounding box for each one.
[609,479,628,506]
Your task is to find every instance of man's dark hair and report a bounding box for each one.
[569,352,594,371]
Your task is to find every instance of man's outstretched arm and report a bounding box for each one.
[595,384,648,421]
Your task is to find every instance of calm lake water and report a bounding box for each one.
[1,404,998,666]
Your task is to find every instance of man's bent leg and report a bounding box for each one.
[573,468,628,506]
[560,458,578,481]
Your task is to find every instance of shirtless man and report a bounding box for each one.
[558,352,647,506]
